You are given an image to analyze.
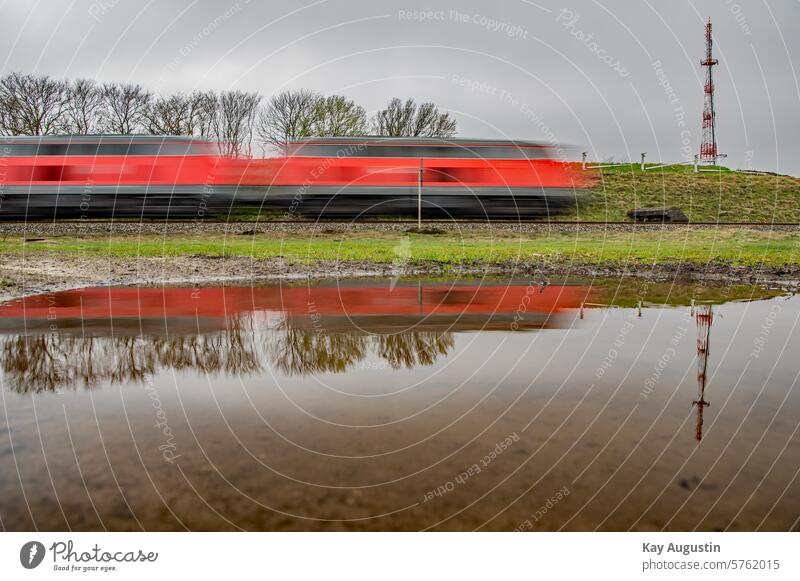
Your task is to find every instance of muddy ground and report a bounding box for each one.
[1,253,797,303]
[1,222,798,300]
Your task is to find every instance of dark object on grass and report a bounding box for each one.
[627,207,689,223]
[405,227,445,235]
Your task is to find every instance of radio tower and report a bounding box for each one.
[693,305,713,442]
[700,18,719,164]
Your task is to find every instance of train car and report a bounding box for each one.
[0,135,586,220]
[0,135,231,219]
[238,137,586,218]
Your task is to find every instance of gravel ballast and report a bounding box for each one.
[1,220,798,238]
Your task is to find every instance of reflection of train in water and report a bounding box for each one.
[0,281,586,389]
[0,135,588,219]
[0,281,584,334]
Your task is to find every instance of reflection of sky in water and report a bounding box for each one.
[0,280,798,531]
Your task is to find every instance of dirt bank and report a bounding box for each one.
[1,253,797,303]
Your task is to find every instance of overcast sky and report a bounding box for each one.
[1,0,798,174]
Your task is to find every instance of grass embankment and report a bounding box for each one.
[576,164,800,223]
[3,228,798,269]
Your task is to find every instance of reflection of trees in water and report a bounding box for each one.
[269,329,454,376]
[2,323,454,392]
[1,327,262,394]
[2,335,108,393]
[270,329,368,376]
[1,334,169,393]
[152,330,261,376]
[375,332,454,369]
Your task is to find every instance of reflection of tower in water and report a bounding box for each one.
[693,305,713,442]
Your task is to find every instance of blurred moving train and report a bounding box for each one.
[0,135,587,219]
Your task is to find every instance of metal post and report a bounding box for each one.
[640,152,646,171]
[581,152,587,170]
[637,300,642,317]
[579,302,584,319]
[418,159,423,230]
[694,154,699,173]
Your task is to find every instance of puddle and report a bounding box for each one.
[0,278,797,531]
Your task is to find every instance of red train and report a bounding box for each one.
[0,136,222,219]
[0,135,588,219]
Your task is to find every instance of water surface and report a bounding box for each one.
[0,278,797,531]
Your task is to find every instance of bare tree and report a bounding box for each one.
[66,78,104,134]
[146,93,193,135]
[371,97,457,138]
[0,72,69,135]
[188,90,218,137]
[310,95,368,137]
[146,91,221,137]
[256,89,319,150]
[212,90,261,156]
[99,82,152,134]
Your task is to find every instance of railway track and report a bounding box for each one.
[0,219,797,226]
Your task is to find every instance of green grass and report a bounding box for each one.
[575,164,800,223]
[4,228,798,268]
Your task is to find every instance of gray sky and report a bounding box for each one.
[2,0,799,174]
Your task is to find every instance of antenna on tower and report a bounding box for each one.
[700,18,722,165]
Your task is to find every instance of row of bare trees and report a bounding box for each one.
[257,90,457,148]
[0,73,261,155]
[0,73,458,155]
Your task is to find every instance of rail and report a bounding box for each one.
[0,220,797,226]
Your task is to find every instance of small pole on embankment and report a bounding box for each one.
[693,155,699,173]
[640,152,646,171]
[581,152,587,170]
[418,158,423,230]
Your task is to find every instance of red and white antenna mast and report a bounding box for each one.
[700,18,720,164]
